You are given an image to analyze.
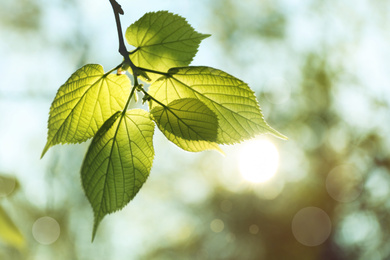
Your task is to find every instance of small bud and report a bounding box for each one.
[117,67,126,75]
[142,95,152,105]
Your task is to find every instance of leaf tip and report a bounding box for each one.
[40,142,51,159]
[91,215,104,243]
[269,129,288,140]
[216,146,225,156]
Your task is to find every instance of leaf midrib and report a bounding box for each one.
[42,74,106,157]
[97,113,125,218]
[133,34,207,50]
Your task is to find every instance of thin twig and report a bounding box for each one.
[109,0,127,57]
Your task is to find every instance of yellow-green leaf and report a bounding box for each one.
[42,64,130,157]
[81,109,155,241]
[148,66,287,144]
[0,205,24,249]
[151,98,221,152]
[125,11,210,81]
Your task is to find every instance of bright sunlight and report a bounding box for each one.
[238,138,279,183]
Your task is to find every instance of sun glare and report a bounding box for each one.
[238,138,279,183]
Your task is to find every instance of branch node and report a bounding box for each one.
[110,0,124,15]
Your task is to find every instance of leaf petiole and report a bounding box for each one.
[137,86,167,108]
[137,67,171,77]
[104,63,123,76]
[122,85,137,114]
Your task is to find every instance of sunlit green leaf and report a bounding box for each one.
[125,11,210,81]
[148,66,287,144]
[151,98,221,152]
[42,64,130,157]
[0,205,24,249]
[81,109,155,241]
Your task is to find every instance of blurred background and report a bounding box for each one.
[1,0,390,259]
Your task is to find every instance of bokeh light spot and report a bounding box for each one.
[0,175,16,197]
[337,211,381,247]
[32,217,60,245]
[365,169,390,203]
[210,219,224,233]
[238,139,279,183]
[326,164,363,203]
[292,207,332,246]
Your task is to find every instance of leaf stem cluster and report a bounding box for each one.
[109,0,140,79]
[138,86,165,108]
[109,0,168,113]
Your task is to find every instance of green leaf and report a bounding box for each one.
[125,11,210,81]
[151,98,221,152]
[42,64,130,157]
[148,66,287,144]
[81,109,155,241]
[0,205,24,249]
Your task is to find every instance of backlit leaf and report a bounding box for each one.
[81,109,155,241]
[148,66,287,144]
[125,11,210,81]
[151,98,221,152]
[42,64,130,157]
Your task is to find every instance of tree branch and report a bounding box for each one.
[109,0,129,60]
[109,0,138,78]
